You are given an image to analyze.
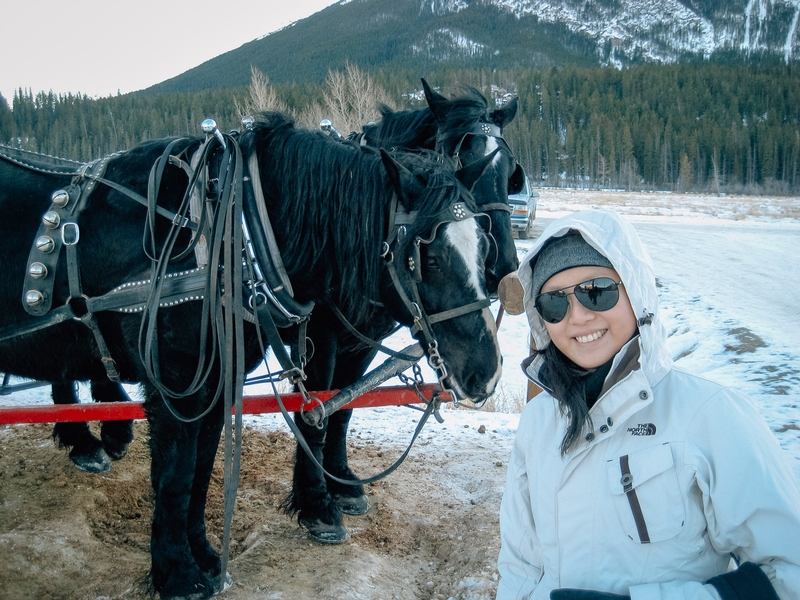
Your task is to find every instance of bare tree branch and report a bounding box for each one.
[321,62,395,135]
[234,66,287,122]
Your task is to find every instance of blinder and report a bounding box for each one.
[451,121,525,202]
[508,162,526,195]
[392,200,477,285]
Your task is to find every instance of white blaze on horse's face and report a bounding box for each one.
[484,135,501,166]
[444,218,485,300]
[442,218,503,400]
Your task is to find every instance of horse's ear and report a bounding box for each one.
[456,149,499,191]
[489,96,518,128]
[422,78,449,124]
[380,149,425,209]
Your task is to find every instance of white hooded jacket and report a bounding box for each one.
[496,210,800,599]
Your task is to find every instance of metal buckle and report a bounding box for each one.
[299,394,327,430]
[279,366,306,382]
[61,222,80,245]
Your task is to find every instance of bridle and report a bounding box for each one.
[379,190,491,399]
[450,120,518,214]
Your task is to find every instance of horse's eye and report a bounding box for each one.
[426,257,439,270]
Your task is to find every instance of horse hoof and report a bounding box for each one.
[299,518,350,544]
[159,585,211,600]
[212,572,232,595]
[104,444,129,461]
[334,494,370,516]
[69,446,112,473]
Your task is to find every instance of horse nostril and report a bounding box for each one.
[462,364,497,397]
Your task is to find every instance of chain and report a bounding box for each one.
[426,341,448,380]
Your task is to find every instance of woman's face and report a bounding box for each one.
[540,266,637,369]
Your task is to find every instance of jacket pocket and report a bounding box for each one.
[606,443,685,543]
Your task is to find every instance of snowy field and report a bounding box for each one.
[4,190,799,483]
[2,189,798,600]
[242,189,800,486]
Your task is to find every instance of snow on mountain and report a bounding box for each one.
[426,0,470,16]
[412,28,491,59]
[489,0,799,65]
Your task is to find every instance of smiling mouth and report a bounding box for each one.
[576,330,606,344]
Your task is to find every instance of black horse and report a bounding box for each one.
[362,78,524,294]
[283,81,523,542]
[0,111,501,598]
[6,81,523,486]
[0,146,134,473]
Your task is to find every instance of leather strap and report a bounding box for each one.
[326,301,413,361]
[411,298,491,334]
[88,173,198,231]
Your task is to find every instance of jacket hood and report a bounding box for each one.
[519,209,672,386]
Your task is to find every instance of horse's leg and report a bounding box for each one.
[92,379,134,461]
[281,324,348,543]
[289,410,349,543]
[186,399,226,590]
[324,408,368,515]
[323,346,379,516]
[147,388,215,599]
[51,381,112,473]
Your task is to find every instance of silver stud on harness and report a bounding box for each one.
[29,262,47,279]
[42,211,61,229]
[51,189,70,208]
[36,236,55,254]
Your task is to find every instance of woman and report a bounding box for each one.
[496,209,800,600]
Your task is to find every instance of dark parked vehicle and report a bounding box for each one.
[508,177,538,239]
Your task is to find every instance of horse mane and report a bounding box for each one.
[364,85,490,156]
[430,86,490,156]
[242,111,474,325]
[364,104,437,149]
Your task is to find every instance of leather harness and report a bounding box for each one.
[1,129,491,398]
[1,129,497,571]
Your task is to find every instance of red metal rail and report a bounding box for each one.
[0,384,444,425]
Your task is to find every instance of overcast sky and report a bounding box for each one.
[1,0,339,102]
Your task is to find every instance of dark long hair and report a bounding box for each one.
[536,343,594,455]
[363,104,438,149]
[363,85,491,155]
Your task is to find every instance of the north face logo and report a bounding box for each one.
[628,423,657,436]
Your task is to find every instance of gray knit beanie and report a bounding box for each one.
[530,231,613,298]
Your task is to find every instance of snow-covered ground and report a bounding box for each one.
[4,190,800,483]
[250,188,800,482]
[2,189,798,600]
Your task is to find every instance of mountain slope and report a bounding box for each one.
[144,0,799,94]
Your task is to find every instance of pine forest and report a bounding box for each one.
[1,63,798,195]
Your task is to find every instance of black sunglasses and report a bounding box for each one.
[535,277,623,324]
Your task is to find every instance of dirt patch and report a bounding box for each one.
[725,327,767,354]
[0,420,505,600]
